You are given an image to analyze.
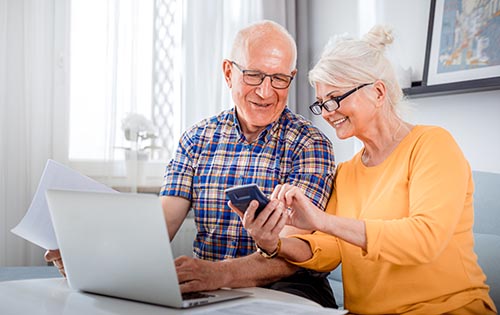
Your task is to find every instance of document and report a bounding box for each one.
[11,159,117,250]
[192,299,349,315]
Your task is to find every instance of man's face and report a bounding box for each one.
[223,38,296,138]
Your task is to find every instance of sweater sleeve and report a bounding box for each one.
[285,190,342,272]
[285,231,342,272]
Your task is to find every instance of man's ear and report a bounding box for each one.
[222,59,233,88]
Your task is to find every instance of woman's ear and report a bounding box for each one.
[373,80,386,106]
[222,59,233,88]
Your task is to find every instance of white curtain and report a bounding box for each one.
[66,0,160,192]
[0,0,56,266]
[68,0,154,163]
[0,0,300,267]
[181,0,298,130]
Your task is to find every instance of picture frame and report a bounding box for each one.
[422,0,500,94]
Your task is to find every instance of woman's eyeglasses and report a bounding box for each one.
[309,83,373,115]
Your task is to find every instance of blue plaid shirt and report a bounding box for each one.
[160,108,335,261]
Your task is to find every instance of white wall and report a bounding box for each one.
[307,0,500,173]
[409,90,500,173]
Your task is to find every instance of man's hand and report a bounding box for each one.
[175,256,230,293]
[44,249,66,277]
[230,198,288,255]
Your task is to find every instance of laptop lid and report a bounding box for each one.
[45,189,251,308]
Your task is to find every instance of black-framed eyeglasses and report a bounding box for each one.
[309,83,373,115]
[231,61,294,89]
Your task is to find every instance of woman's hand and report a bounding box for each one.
[44,249,66,277]
[272,184,326,232]
[229,198,288,255]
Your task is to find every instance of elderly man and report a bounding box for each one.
[46,20,337,308]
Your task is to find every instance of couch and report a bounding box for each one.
[328,170,500,309]
[471,171,500,307]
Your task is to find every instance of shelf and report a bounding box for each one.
[403,77,500,98]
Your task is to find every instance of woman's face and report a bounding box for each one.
[314,82,377,140]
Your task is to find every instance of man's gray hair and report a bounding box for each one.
[230,20,297,70]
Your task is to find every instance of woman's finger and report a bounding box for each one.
[270,184,283,200]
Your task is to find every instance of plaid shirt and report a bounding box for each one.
[160,108,335,261]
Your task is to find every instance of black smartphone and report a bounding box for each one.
[225,184,270,218]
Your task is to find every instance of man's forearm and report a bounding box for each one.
[218,252,299,288]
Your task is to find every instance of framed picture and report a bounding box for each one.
[422,0,500,93]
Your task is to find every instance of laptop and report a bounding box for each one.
[45,189,252,308]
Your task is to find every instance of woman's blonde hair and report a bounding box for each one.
[309,25,405,113]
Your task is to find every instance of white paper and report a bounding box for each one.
[11,159,117,250]
[191,299,349,315]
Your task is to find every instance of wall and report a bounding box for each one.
[410,90,500,172]
[307,0,500,173]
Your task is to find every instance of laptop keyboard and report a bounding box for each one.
[182,292,216,300]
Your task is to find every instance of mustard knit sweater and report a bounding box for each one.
[289,126,496,314]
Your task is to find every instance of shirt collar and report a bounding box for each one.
[232,107,288,143]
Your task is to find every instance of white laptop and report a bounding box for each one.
[45,189,251,308]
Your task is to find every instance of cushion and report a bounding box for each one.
[474,233,500,306]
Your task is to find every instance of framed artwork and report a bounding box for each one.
[422,0,500,93]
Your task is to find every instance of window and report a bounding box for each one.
[65,0,181,189]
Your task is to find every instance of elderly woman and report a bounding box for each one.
[232,25,497,314]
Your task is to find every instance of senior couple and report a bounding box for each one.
[46,20,496,314]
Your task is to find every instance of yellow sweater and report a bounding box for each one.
[290,126,496,314]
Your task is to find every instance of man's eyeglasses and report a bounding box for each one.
[309,83,373,115]
[231,61,294,89]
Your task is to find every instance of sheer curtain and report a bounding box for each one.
[0,0,56,266]
[67,0,158,193]
[0,0,301,267]
[68,0,154,163]
[181,0,299,130]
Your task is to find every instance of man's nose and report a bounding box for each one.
[255,76,274,98]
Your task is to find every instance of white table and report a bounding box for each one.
[0,278,338,315]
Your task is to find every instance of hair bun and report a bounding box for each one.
[362,25,394,51]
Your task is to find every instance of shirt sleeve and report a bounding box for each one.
[159,130,195,200]
[288,129,336,211]
[363,127,473,265]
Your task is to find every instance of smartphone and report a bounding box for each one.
[225,184,270,218]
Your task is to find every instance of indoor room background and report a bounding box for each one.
[1,0,499,267]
